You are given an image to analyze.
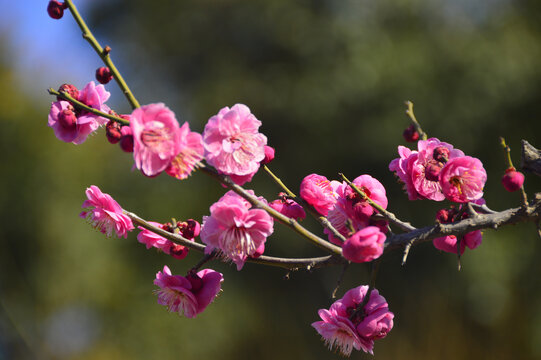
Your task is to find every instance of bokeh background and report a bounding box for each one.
[1,0,541,359]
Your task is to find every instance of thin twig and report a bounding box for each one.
[331,262,350,299]
[125,210,345,270]
[64,0,140,109]
[405,101,428,140]
[48,88,129,125]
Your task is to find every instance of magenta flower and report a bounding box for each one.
[411,138,465,201]
[335,175,388,222]
[389,145,420,200]
[137,221,195,260]
[269,193,306,221]
[312,285,394,356]
[433,231,482,254]
[203,104,267,181]
[200,190,274,270]
[165,122,205,180]
[130,103,182,177]
[79,185,134,238]
[342,226,386,263]
[440,156,486,203]
[154,266,223,318]
[299,174,338,216]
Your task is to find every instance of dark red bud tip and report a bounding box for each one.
[435,209,451,223]
[105,120,122,144]
[425,160,443,181]
[180,219,201,239]
[261,145,275,164]
[501,169,525,192]
[95,67,113,84]
[58,109,77,129]
[433,146,450,163]
[57,83,79,101]
[119,126,134,152]
[47,1,65,19]
[403,124,419,142]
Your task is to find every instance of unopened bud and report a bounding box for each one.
[95,67,113,84]
[501,168,525,192]
[105,120,122,144]
[57,83,79,101]
[119,126,134,152]
[47,1,67,19]
[261,145,275,164]
[436,209,451,223]
[425,160,442,181]
[58,108,77,129]
[403,124,419,142]
[179,219,201,239]
[433,146,450,163]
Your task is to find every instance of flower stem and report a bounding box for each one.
[64,0,141,109]
[48,88,130,125]
[405,101,428,140]
[500,137,528,205]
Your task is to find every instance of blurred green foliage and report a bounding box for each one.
[1,0,541,359]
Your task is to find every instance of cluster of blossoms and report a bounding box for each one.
[312,285,394,356]
[389,137,487,203]
[300,173,389,263]
[47,1,536,357]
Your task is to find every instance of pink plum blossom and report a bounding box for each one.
[299,174,338,216]
[411,138,464,201]
[440,156,486,203]
[433,231,483,255]
[203,104,267,182]
[130,103,182,177]
[312,285,394,356]
[166,122,205,180]
[389,145,420,200]
[334,175,388,222]
[154,266,223,318]
[269,193,306,221]
[342,226,386,263]
[48,82,111,145]
[200,190,274,270]
[79,185,134,238]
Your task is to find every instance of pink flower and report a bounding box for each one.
[501,168,525,192]
[137,221,197,260]
[203,104,267,181]
[334,175,388,222]
[342,226,386,263]
[312,285,394,356]
[411,138,464,201]
[165,122,204,180]
[154,266,223,318]
[48,82,111,145]
[440,156,486,203]
[433,231,483,254]
[269,193,306,221]
[79,185,134,238]
[130,103,182,177]
[299,174,337,216]
[200,190,274,270]
[389,146,420,200]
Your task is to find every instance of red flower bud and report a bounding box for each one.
[261,145,275,164]
[425,160,443,181]
[57,83,79,101]
[58,108,77,129]
[119,126,134,153]
[95,67,113,84]
[105,120,122,144]
[433,146,450,163]
[501,168,525,192]
[47,1,67,19]
[403,124,419,142]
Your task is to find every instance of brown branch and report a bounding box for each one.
[521,140,541,177]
